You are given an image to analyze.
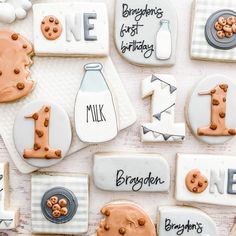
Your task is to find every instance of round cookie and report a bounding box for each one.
[186,75,236,145]
[0,29,35,103]
[185,169,208,193]
[96,201,156,236]
[41,15,62,40]
[41,187,78,224]
[13,100,72,168]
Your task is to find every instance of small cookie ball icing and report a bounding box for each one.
[215,21,223,31]
[41,15,62,40]
[50,196,58,205]
[218,16,227,26]
[217,30,225,39]
[185,169,208,193]
[97,202,156,236]
[47,200,53,208]
[0,29,34,103]
[225,31,233,38]
[223,25,232,33]
[60,207,68,216]
[52,204,61,211]
[59,198,67,207]
[232,23,236,33]
[52,210,61,218]
[227,16,236,25]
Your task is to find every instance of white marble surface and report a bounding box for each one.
[1,0,236,235]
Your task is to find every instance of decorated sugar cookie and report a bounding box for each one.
[115,0,177,66]
[33,2,109,56]
[141,74,185,142]
[187,74,236,144]
[96,201,156,236]
[13,101,72,168]
[0,162,19,230]
[93,152,170,192]
[75,63,118,143]
[157,206,217,236]
[176,153,236,206]
[31,172,89,234]
[0,29,34,103]
[191,0,236,62]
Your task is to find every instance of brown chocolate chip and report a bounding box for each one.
[32,113,39,120]
[138,218,146,226]
[212,99,219,106]
[228,129,236,135]
[44,147,49,151]
[44,107,50,112]
[193,174,197,178]
[41,21,45,24]
[104,210,110,216]
[55,150,61,157]
[223,97,226,102]
[44,118,49,127]
[34,143,41,150]
[210,123,217,130]
[36,129,44,137]
[23,44,27,49]
[45,26,50,32]
[198,182,203,187]
[49,17,54,22]
[49,33,52,37]
[192,187,198,192]
[219,84,228,92]
[191,179,195,183]
[11,33,18,40]
[0,71,2,76]
[210,89,216,94]
[45,154,50,159]
[55,19,59,24]
[16,82,25,90]
[104,224,110,231]
[119,227,126,235]
[219,112,225,118]
[14,68,20,74]
[53,27,58,33]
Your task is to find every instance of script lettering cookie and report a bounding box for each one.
[0,29,34,103]
[75,63,118,143]
[115,0,177,66]
[31,172,89,234]
[186,74,236,144]
[141,74,185,142]
[96,201,156,236]
[157,206,217,236]
[0,162,19,229]
[93,152,170,192]
[13,101,72,168]
[176,153,236,206]
[33,2,109,56]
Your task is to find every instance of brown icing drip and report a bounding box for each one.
[96,203,156,236]
[0,29,34,103]
[185,169,208,194]
[41,15,62,40]
[23,105,62,159]
[197,84,236,136]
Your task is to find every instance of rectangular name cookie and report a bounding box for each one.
[176,153,236,206]
[0,162,19,229]
[93,153,170,192]
[33,2,109,56]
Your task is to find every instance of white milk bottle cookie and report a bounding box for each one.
[75,63,118,143]
[156,19,172,60]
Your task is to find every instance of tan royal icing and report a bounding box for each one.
[0,29,34,103]
[185,169,208,194]
[197,84,236,136]
[23,105,62,159]
[41,15,62,40]
[96,203,156,236]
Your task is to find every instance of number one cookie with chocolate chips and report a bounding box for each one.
[0,29,35,102]
[187,74,236,144]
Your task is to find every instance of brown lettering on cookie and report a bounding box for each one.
[23,105,62,159]
[197,84,236,136]
[41,15,62,40]
[96,203,156,236]
[0,29,34,103]
[185,169,208,193]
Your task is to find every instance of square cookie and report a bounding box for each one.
[191,0,236,62]
[31,172,89,234]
